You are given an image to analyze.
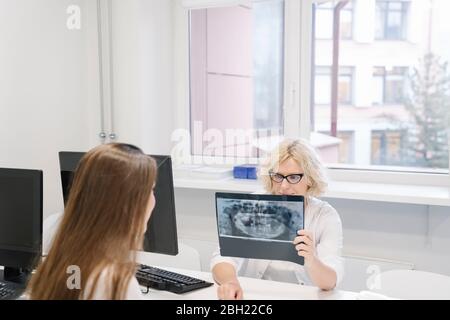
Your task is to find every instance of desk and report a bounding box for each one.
[139,266,358,300]
[2,264,358,300]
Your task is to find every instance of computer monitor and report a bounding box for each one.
[0,168,43,284]
[59,151,179,255]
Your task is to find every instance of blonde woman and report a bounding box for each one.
[211,139,344,300]
[27,143,157,299]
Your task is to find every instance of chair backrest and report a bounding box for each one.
[339,255,414,292]
[372,269,450,300]
[136,242,202,271]
[356,290,397,300]
[43,212,63,255]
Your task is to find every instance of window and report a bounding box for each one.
[315,67,332,105]
[337,131,355,164]
[371,130,404,165]
[312,0,449,171]
[315,1,353,40]
[373,66,408,105]
[319,131,355,164]
[314,66,354,105]
[181,0,449,175]
[189,1,284,158]
[375,0,409,40]
[338,67,354,105]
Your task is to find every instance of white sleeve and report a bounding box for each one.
[125,276,144,300]
[210,245,245,274]
[315,205,345,287]
[85,268,144,300]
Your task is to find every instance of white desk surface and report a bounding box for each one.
[138,265,358,300]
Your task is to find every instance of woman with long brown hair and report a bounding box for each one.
[27,143,157,299]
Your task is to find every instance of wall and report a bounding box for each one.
[0,0,176,219]
[110,0,175,155]
[0,0,100,219]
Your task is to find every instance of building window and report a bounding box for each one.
[314,66,354,105]
[310,0,449,171]
[373,66,408,105]
[337,131,355,163]
[375,0,409,40]
[320,131,355,164]
[315,1,353,40]
[371,130,405,165]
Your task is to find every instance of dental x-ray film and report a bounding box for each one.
[215,193,305,265]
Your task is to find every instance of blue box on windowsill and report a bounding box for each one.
[233,165,257,180]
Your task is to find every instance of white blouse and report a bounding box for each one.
[83,266,144,300]
[210,197,344,287]
[43,216,144,299]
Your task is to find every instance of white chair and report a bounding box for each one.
[136,242,202,271]
[43,211,64,255]
[371,269,450,300]
[356,290,396,300]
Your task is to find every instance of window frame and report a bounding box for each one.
[314,65,354,106]
[314,1,353,40]
[373,66,408,105]
[371,129,406,166]
[375,0,409,41]
[174,0,450,188]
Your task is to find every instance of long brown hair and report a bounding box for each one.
[27,143,157,299]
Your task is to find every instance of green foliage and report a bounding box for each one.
[403,53,450,168]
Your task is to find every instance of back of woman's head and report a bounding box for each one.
[65,143,156,250]
[28,143,157,299]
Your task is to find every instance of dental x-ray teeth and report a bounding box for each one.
[217,198,304,242]
[216,193,305,265]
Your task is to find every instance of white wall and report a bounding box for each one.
[0,0,101,219]
[110,0,175,155]
[0,0,176,219]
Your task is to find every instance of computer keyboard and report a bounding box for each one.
[0,281,22,300]
[136,264,213,294]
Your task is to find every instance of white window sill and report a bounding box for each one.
[173,176,450,207]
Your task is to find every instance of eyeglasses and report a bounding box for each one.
[269,171,304,184]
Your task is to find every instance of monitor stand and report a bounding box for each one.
[0,267,31,287]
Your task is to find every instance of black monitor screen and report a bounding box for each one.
[59,151,178,256]
[0,168,43,268]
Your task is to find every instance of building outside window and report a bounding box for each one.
[315,1,353,40]
[375,0,410,40]
[314,66,354,105]
[373,66,408,105]
[371,130,405,165]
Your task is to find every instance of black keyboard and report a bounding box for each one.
[136,265,213,294]
[0,281,22,300]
